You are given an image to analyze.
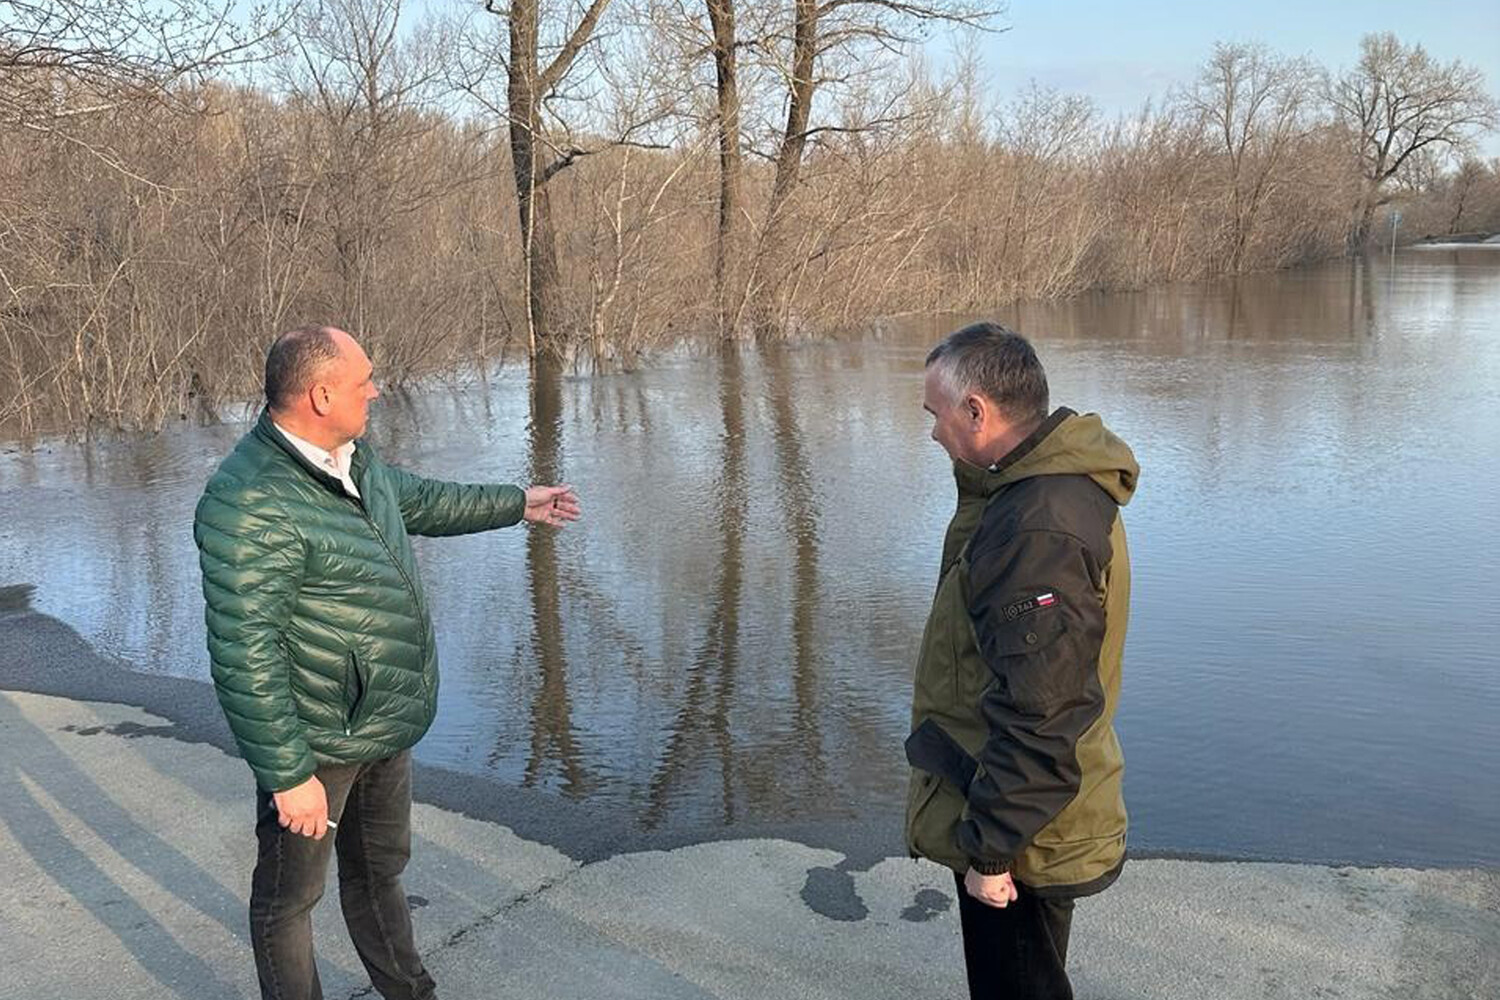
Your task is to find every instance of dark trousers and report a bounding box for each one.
[954,872,1075,1000]
[249,750,436,1000]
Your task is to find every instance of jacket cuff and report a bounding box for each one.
[955,819,1013,876]
[500,484,527,527]
[256,756,317,794]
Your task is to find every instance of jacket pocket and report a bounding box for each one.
[904,770,942,852]
[343,650,369,735]
[981,609,1072,713]
[905,765,970,868]
[905,719,979,793]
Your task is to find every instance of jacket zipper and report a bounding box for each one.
[342,653,352,735]
[356,505,430,696]
[344,650,367,736]
[264,429,432,719]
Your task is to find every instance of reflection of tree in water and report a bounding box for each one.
[1353,255,1376,335]
[761,341,827,792]
[1226,278,1243,340]
[644,347,747,828]
[643,342,831,828]
[370,384,418,455]
[584,373,653,437]
[87,434,193,675]
[517,359,590,795]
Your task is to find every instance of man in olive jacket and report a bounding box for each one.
[906,323,1137,1000]
[195,325,579,1000]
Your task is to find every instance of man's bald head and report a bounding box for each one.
[265,325,342,413]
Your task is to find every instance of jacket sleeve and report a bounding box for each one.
[955,528,1107,875]
[384,466,526,537]
[194,487,316,792]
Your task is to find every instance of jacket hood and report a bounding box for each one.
[953,407,1138,506]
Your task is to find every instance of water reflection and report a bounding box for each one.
[763,342,830,807]
[518,360,590,795]
[4,249,1500,866]
[644,348,747,827]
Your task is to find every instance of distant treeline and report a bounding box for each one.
[2,0,1497,437]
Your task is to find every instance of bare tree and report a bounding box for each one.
[8,20,1499,443]
[1328,32,1499,246]
[745,0,998,333]
[994,81,1098,296]
[1180,42,1315,272]
[1,0,276,175]
[580,52,707,362]
[645,0,782,338]
[1444,158,1488,235]
[282,0,470,347]
[2,1,255,107]
[0,1,277,436]
[463,0,615,356]
[705,0,747,337]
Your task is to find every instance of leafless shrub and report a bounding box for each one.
[1,7,1495,440]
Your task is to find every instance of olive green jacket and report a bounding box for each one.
[194,410,525,791]
[905,408,1137,895]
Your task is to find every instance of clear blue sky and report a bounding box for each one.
[966,0,1500,153]
[399,0,1500,154]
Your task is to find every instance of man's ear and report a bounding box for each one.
[965,393,984,426]
[310,382,332,416]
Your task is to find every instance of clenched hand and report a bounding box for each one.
[273,775,331,840]
[964,867,1019,909]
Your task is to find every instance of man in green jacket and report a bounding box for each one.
[906,322,1137,999]
[194,325,579,1000]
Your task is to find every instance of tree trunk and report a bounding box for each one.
[1352,184,1379,249]
[1448,178,1469,235]
[752,0,818,335]
[707,0,745,339]
[507,0,564,355]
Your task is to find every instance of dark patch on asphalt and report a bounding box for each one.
[63,721,189,740]
[800,859,870,922]
[900,888,952,922]
[0,583,36,613]
[406,895,429,910]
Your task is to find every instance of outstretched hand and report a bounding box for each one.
[523,484,581,527]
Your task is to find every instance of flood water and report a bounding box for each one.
[3,248,1499,867]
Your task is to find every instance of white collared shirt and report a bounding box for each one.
[274,421,361,500]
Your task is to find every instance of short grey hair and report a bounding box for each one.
[925,322,1049,426]
[265,325,340,411]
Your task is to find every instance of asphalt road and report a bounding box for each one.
[2,602,1496,1000]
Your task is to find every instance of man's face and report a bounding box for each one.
[319,330,379,443]
[923,365,980,466]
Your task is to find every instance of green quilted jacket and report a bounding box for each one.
[194,410,525,792]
